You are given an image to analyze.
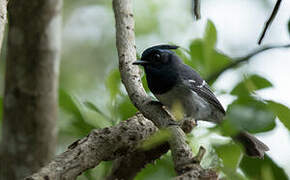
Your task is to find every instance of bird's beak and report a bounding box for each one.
[132,60,150,66]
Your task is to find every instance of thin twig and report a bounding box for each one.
[206,43,290,83]
[192,0,201,20]
[193,146,206,163]
[258,0,282,45]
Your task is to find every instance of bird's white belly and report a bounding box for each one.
[154,85,212,121]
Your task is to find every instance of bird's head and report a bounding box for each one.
[133,44,181,70]
[132,44,182,94]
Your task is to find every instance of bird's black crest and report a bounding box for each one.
[142,44,179,58]
[150,44,179,50]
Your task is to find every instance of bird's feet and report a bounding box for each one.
[179,117,196,133]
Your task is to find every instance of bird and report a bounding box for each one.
[133,44,269,158]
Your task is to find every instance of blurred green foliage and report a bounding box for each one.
[176,20,232,83]
[0,1,289,180]
[59,90,100,137]
[134,1,160,35]
[225,74,276,134]
[240,155,288,180]
[267,101,290,131]
[231,74,273,96]
[214,143,245,180]
[135,153,175,180]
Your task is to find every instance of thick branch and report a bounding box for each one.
[106,119,196,180]
[0,0,7,52]
[0,0,62,179]
[206,44,290,83]
[106,142,170,180]
[168,126,194,174]
[107,128,218,180]
[26,114,159,180]
[258,0,282,44]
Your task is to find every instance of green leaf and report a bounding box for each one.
[226,100,276,134]
[106,69,121,100]
[207,50,232,82]
[219,119,240,136]
[186,21,233,82]
[189,39,205,68]
[203,20,217,74]
[204,19,217,50]
[267,101,290,130]
[59,89,95,136]
[231,74,273,96]
[135,153,175,180]
[226,75,275,133]
[214,143,245,180]
[59,89,83,121]
[240,155,288,180]
[215,143,243,170]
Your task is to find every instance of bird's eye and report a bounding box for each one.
[154,53,161,59]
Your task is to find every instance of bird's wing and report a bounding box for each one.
[179,64,226,114]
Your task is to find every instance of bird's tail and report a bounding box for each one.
[234,131,269,158]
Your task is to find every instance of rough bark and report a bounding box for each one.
[106,142,170,180]
[27,113,212,180]
[106,119,195,180]
[26,114,159,179]
[0,0,7,52]
[0,0,62,179]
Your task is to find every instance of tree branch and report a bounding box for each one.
[206,43,290,83]
[106,142,170,180]
[258,0,282,45]
[108,130,218,180]
[113,0,217,179]
[26,114,159,179]
[106,118,196,180]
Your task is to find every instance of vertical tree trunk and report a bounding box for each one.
[0,0,62,179]
[0,0,7,52]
